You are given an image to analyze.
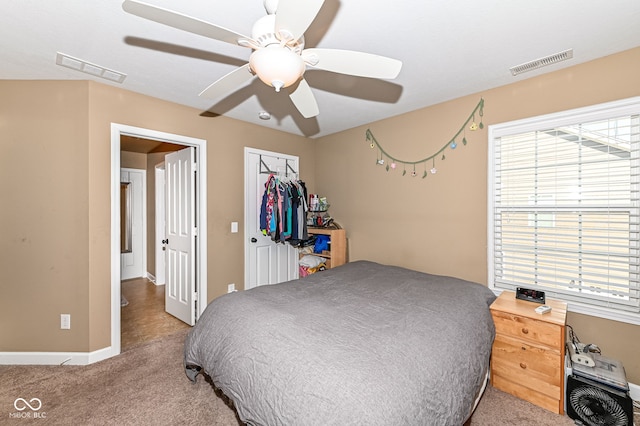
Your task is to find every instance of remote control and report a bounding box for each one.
[535,305,552,314]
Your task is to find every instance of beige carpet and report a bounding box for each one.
[0,329,632,425]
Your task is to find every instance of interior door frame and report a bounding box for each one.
[110,123,207,355]
[154,163,166,286]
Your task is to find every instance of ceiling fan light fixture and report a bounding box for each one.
[249,46,304,92]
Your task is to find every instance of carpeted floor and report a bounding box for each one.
[1,329,238,425]
[0,330,635,425]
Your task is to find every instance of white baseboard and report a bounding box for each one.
[0,346,117,366]
[146,272,157,284]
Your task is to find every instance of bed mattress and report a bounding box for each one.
[184,260,496,425]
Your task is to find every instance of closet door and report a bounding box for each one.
[244,148,299,290]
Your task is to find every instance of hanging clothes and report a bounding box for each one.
[259,174,309,244]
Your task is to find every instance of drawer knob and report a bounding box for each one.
[521,346,526,351]
[521,328,529,334]
[520,362,527,369]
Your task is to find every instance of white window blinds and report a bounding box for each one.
[489,98,640,316]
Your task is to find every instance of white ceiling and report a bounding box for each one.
[2,0,639,138]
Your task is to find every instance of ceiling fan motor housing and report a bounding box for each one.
[251,14,303,48]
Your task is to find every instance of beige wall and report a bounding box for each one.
[314,47,640,383]
[0,80,315,353]
[1,47,639,383]
[120,151,146,169]
[1,81,91,352]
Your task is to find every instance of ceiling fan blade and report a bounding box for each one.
[289,78,319,118]
[122,0,252,47]
[275,0,325,41]
[199,64,255,99]
[302,48,402,79]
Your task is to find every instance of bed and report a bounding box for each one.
[184,260,496,425]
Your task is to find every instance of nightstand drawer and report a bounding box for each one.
[492,334,562,397]
[491,374,561,413]
[492,310,563,349]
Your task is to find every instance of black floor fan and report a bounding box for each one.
[566,374,633,426]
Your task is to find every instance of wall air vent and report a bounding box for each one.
[509,49,573,76]
[55,52,127,83]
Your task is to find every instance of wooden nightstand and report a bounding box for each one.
[490,291,567,414]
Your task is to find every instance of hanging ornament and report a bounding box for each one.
[365,98,485,181]
[469,113,479,131]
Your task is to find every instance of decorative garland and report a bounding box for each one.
[365,98,485,178]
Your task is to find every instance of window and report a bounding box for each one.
[488,97,640,325]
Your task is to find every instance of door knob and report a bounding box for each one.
[251,238,257,243]
[162,239,169,244]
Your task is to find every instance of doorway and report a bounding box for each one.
[110,124,208,356]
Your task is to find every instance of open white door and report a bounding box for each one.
[165,147,196,325]
[244,148,300,291]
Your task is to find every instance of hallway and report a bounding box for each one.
[120,277,191,351]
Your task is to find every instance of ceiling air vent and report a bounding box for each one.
[509,49,573,76]
[55,52,127,83]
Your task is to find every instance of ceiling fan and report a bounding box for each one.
[122,0,402,118]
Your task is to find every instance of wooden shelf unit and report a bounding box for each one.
[304,228,347,269]
[490,291,567,414]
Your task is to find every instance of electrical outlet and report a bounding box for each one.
[227,283,236,293]
[60,314,71,330]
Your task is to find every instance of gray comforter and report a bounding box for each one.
[184,260,496,425]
